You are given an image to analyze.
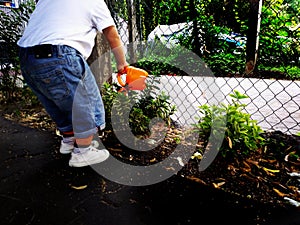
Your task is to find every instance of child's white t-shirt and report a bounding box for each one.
[17,0,115,59]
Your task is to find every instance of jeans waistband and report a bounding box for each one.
[20,44,79,57]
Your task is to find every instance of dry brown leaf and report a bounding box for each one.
[260,158,277,164]
[241,167,251,173]
[288,185,300,193]
[213,182,226,189]
[109,148,122,152]
[227,137,233,149]
[242,161,251,168]
[241,161,251,172]
[262,167,280,173]
[150,158,156,163]
[71,185,88,190]
[186,176,207,185]
[273,188,288,197]
[246,159,259,167]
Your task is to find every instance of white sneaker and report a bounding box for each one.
[69,146,110,167]
[60,141,74,154]
[59,137,74,154]
[60,137,99,154]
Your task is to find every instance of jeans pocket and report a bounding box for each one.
[64,52,86,79]
[35,68,70,101]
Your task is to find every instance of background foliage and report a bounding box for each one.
[110,0,299,78]
[0,0,35,102]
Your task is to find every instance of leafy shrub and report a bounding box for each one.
[204,51,246,76]
[193,90,265,158]
[0,1,35,102]
[258,1,300,76]
[133,40,215,77]
[101,77,176,137]
[134,59,181,76]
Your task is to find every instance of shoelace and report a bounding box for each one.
[90,147,99,152]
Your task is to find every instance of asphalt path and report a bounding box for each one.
[1,116,300,225]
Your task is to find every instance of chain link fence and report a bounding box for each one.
[1,1,299,134]
[107,0,300,135]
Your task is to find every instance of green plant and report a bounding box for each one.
[135,91,176,127]
[259,0,300,70]
[289,152,299,161]
[193,90,265,158]
[257,65,300,80]
[101,78,176,137]
[0,1,35,102]
[134,40,215,78]
[204,51,246,76]
[173,136,181,144]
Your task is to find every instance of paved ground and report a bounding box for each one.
[154,76,300,135]
[1,116,300,225]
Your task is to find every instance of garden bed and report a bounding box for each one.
[1,80,300,210]
[100,124,300,209]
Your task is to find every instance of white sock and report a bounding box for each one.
[73,146,90,154]
[62,136,74,144]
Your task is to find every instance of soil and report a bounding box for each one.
[105,127,300,208]
[1,91,300,212]
[1,68,300,224]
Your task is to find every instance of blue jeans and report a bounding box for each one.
[19,45,105,138]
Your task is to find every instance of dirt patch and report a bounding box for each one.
[100,126,300,208]
[1,101,300,210]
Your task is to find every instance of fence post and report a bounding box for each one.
[126,0,139,63]
[87,32,112,87]
[245,0,263,75]
[190,0,202,56]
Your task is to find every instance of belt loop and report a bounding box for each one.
[18,47,26,60]
[25,48,28,60]
[57,45,62,58]
[24,47,28,60]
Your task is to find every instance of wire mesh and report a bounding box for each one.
[0,1,299,135]
[107,0,300,135]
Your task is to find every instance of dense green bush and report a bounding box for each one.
[101,78,176,137]
[133,0,299,78]
[192,90,265,158]
[0,1,35,102]
[258,0,300,78]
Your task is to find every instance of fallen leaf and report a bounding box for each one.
[242,161,251,168]
[262,167,280,173]
[246,159,259,167]
[273,188,287,197]
[227,137,232,149]
[71,185,88,190]
[150,158,156,163]
[213,182,226,189]
[186,176,207,185]
[191,152,202,160]
[260,158,277,164]
[288,185,300,193]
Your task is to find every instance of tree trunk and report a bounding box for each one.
[245,0,262,75]
[126,0,139,63]
[87,32,112,88]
